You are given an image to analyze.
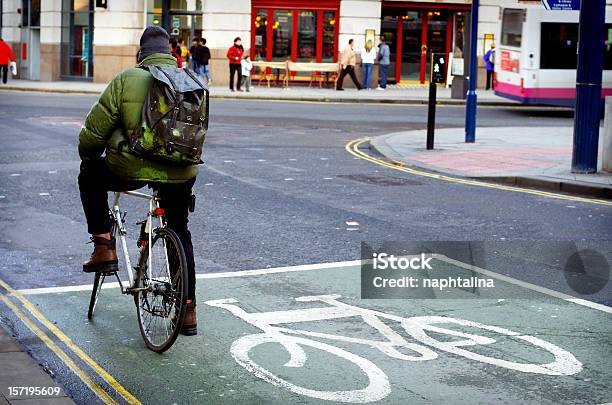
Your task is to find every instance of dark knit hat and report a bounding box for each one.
[137,26,171,63]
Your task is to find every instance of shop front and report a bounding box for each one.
[250,0,340,63]
[381,1,469,84]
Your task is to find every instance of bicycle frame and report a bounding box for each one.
[111,190,165,293]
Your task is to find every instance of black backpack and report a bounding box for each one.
[128,65,209,165]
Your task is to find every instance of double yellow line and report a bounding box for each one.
[346,139,612,207]
[0,278,141,405]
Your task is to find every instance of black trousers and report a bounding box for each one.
[0,65,7,84]
[486,70,493,90]
[229,64,241,90]
[336,65,362,90]
[78,159,197,300]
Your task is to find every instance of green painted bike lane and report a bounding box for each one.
[12,260,612,404]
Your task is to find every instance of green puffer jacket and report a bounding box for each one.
[78,53,198,183]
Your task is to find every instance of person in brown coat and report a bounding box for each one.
[336,39,362,91]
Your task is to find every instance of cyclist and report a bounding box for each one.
[78,26,198,336]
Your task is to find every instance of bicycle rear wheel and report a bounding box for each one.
[135,227,188,352]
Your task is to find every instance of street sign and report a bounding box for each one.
[430,53,446,85]
[542,0,579,10]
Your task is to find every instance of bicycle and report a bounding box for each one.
[205,294,582,403]
[88,189,188,353]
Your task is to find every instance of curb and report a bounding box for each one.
[368,136,612,200]
[1,86,522,106]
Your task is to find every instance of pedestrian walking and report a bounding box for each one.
[79,26,201,335]
[361,40,377,90]
[189,38,199,71]
[240,55,253,92]
[0,37,16,84]
[195,38,212,85]
[169,38,183,68]
[227,37,244,91]
[336,39,362,91]
[483,43,496,90]
[377,36,390,90]
[180,39,189,68]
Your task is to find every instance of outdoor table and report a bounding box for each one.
[286,62,340,88]
[252,61,288,88]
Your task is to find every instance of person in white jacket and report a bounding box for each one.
[360,40,377,90]
[240,55,253,92]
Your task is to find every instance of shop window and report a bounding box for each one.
[254,9,268,60]
[501,8,524,48]
[252,7,337,63]
[322,11,336,62]
[273,10,293,61]
[298,11,316,61]
[61,0,94,78]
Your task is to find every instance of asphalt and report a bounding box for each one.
[0,91,610,404]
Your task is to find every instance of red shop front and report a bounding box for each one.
[250,0,340,63]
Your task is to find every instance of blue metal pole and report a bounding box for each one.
[465,0,479,143]
[572,0,606,173]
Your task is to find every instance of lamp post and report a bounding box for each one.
[572,0,606,173]
[465,0,479,143]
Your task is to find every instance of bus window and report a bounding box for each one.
[604,25,612,69]
[501,9,524,47]
[540,23,578,69]
[541,23,612,70]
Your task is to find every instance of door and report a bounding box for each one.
[29,29,40,80]
[380,15,398,83]
[400,12,422,82]
[425,11,450,83]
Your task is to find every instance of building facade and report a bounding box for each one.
[0,0,560,85]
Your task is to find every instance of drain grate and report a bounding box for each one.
[336,174,422,186]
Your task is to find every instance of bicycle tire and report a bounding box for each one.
[87,272,103,320]
[135,227,188,353]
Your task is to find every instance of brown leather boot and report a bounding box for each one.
[180,301,197,336]
[83,236,119,273]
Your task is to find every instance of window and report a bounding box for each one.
[297,11,316,61]
[22,0,29,27]
[322,11,336,62]
[252,6,338,63]
[273,10,293,61]
[61,0,94,78]
[604,25,612,70]
[540,23,578,69]
[253,9,268,60]
[501,8,524,48]
[540,23,612,70]
[30,0,40,27]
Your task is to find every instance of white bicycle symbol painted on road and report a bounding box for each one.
[205,294,582,403]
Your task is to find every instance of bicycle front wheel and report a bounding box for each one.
[135,227,188,352]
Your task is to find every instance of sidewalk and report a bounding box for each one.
[0,79,520,106]
[0,326,74,404]
[369,127,612,198]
